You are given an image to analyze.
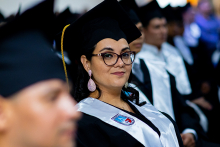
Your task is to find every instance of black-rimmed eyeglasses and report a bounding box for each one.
[91,51,135,66]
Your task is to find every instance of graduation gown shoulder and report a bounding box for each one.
[76,113,144,147]
[76,99,183,147]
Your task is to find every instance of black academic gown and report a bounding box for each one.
[131,59,220,147]
[76,100,184,147]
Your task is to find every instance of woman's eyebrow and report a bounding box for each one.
[121,47,130,52]
[99,47,114,52]
[99,47,130,52]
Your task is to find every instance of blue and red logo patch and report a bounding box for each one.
[111,114,135,126]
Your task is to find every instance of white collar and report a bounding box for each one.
[136,43,166,62]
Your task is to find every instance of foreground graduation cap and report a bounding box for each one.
[62,0,141,59]
[137,0,164,27]
[119,0,140,25]
[0,0,65,97]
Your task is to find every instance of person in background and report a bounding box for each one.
[129,0,220,146]
[195,0,220,57]
[182,3,215,99]
[182,3,201,49]
[164,4,214,111]
[121,1,198,147]
[61,0,184,146]
[0,1,81,147]
[128,22,144,54]
[164,4,220,144]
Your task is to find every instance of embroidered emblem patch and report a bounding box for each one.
[111,114,135,126]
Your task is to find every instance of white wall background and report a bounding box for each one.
[0,0,104,17]
[0,0,186,17]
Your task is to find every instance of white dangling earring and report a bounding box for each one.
[87,70,96,92]
[125,82,128,88]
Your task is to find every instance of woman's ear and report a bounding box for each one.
[81,55,91,72]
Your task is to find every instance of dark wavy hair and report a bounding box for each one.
[69,46,146,106]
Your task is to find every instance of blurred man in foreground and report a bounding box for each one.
[0,1,81,147]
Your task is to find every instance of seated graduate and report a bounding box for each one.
[61,0,183,146]
[0,1,81,147]
[163,4,220,144]
[163,4,215,110]
[127,0,220,146]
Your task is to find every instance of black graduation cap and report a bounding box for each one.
[162,5,184,23]
[62,0,141,59]
[54,7,80,50]
[54,7,80,34]
[0,12,5,23]
[119,0,140,25]
[137,0,164,27]
[161,4,176,22]
[181,3,192,14]
[172,3,193,23]
[0,0,65,97]
[174,7,184,22]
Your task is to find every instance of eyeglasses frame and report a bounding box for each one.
[91,51,136,66]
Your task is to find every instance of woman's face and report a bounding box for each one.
[81,38,132,91]
[129,22,145,54]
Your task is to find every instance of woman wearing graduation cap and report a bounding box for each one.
[61,0,183,146]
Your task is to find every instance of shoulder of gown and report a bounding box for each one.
[76,113,144,147]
